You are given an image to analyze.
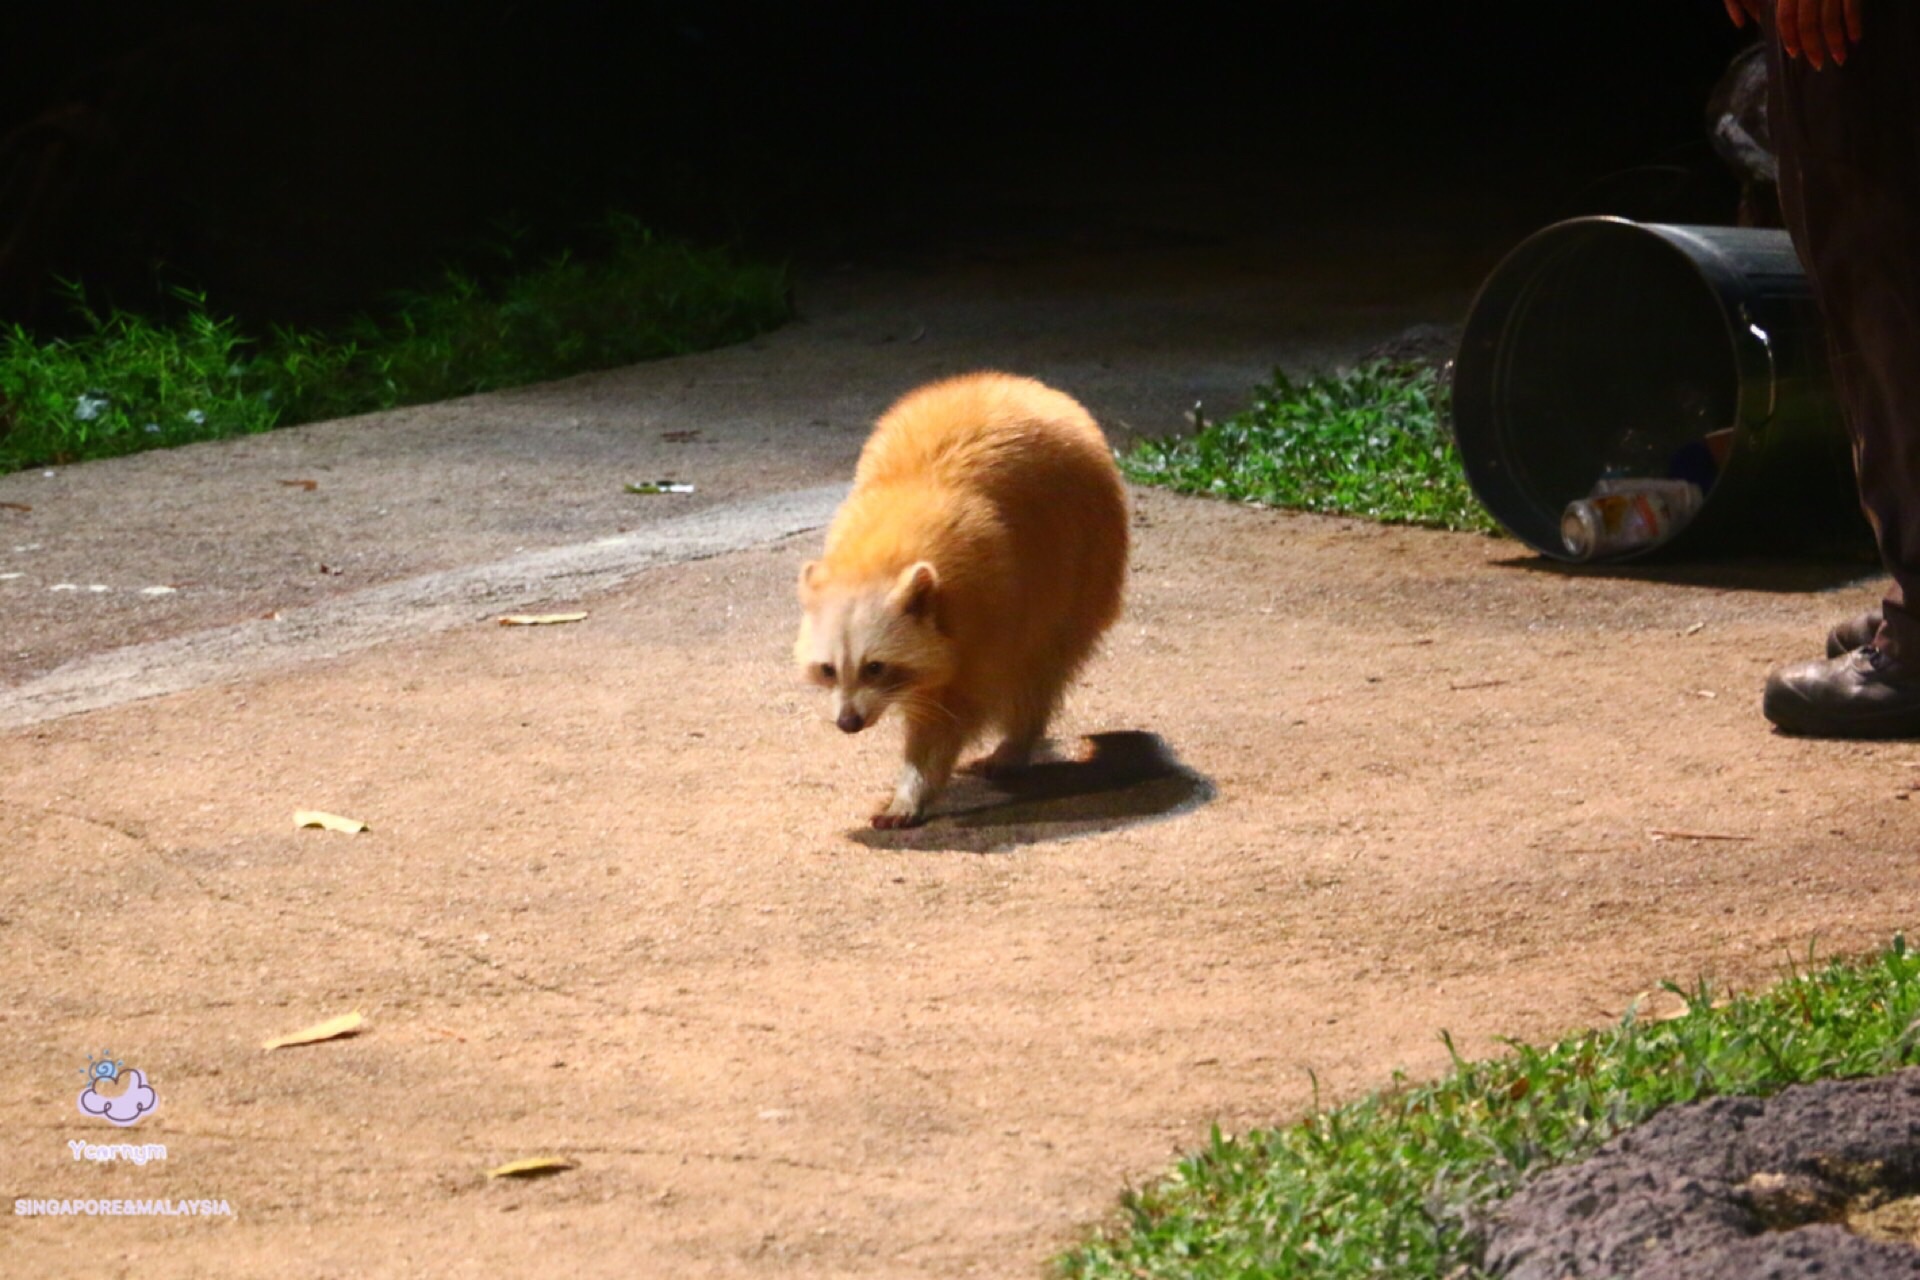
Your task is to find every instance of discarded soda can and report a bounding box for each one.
[1665,428,1736,493]
[1702,427,1735,466]
[1590,476,1705,506]
[1561,479,1704,561]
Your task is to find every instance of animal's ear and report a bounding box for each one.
[797,559,825,600]
[887,561,939,619]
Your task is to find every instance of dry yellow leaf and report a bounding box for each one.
[485,1156,576,1180]
[497,613,588,627]
[262,1010,365,1051]
[294,810,368,834]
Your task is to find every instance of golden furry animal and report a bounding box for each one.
[794,371,1129,828]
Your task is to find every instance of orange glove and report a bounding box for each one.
[1725,0,1864,69]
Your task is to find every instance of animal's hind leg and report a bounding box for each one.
[963,661,1072,779]
[962,722,1045,779]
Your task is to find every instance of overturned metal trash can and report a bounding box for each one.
[1451,216,1860,562]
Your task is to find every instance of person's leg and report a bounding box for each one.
[1763,4,1920,734]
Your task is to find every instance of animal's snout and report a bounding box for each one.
[836,709,866,734]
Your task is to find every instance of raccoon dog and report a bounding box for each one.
[794,372,1128,828]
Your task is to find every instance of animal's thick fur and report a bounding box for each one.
[794,372,1129,827]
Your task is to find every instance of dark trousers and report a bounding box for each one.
[1770,6,1920,657]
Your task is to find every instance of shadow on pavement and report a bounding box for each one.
[852,730,1213,854]
[1491,550,1880,595]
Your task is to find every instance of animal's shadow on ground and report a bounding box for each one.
[851,730,1212,854]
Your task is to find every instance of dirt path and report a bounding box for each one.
[3,480,1912,1278]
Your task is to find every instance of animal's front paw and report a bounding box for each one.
[871,804,925,830]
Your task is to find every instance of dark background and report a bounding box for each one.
[0,1,1754,328]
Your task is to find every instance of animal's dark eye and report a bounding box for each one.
[861,660,886,680]
[819,663,837,681]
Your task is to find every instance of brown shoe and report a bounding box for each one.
[1826,608,1884,659]
[1764,644,1920,738]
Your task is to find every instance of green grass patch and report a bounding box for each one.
[1060,937,1920,1279]
[1120,362,1498,533]
[0,215,789,474]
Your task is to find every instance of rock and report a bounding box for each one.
[1357,322,1460,371]
[1480,1069,1920,1279]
